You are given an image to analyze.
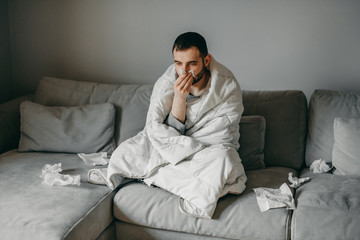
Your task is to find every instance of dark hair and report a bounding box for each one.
[172,32,208,58]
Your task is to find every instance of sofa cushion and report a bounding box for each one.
[292,169,360,240]
[113,167,296,240]
[0,95,34,153]
[305,89,360,167]
[0,150,115,240]
[332,118,360,176]
[18,101,116,154]
[238,115,266,171]
[115,221,227,240]
[242,90,307,170]
[34,77,152,145]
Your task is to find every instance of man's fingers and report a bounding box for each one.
[176,73,192,90]
[183,76,193,91]
[174,74,186,87]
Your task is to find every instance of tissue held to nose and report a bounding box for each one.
[179,68,195,78]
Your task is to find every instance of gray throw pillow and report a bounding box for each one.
[34,77,153,146]
[238,115,266,171]
[242,90,307,170]
[18,101,116,154]
[305,90,360,167]
[332,118,360,176]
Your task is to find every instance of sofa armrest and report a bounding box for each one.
[0,95,34,153]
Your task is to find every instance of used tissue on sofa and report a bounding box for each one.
[40,163,81,187]
[253,183,295,212]
[310,159,332,173]
[78,152,109,166]
[288,172,310,188]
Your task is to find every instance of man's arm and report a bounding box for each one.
[171,72,193,123]
[163,112,186,135]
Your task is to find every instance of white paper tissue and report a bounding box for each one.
[40,163,80,187]
[253,183,295,212]
[288,172,310,188]
[78,152,109,166]
[309,159,332,173]
[179,68,195,77]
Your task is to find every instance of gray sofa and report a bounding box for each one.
[0,77,359,240]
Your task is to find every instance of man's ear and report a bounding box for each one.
[204,54,211,67]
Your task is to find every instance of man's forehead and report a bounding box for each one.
[173,47,202,62]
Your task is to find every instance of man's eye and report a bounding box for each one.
[190,63,197,66]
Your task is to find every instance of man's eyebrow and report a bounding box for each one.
[174,60,199,64]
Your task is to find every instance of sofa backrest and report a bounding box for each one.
[34,77,307,170]
[34,77,153,145]
[242,90,307,170]
[305,89,360,167]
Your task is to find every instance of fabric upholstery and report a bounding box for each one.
[0,95,33,153]
[292,168,360,240]
[115,221,227,240]
[0,150,114,240]
[305,89,360,166]
[18,101,116,154]
[242,90,307,170]
[113,167,296,240]
[34,77,152,145]
[34,77,306,170]
[332,118,360,176]
[238,115,266,171]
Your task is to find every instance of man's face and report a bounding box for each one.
[173,46,208,84]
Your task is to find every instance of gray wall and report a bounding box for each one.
[8,0,360,99]
[0,0,13,103]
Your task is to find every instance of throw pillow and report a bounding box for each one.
[238,115,266,171]
[18,101,116,154]
[305,89,360,167]
[242,90,307,170]
[332,118,360,176]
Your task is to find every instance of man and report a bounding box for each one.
[164,32,212,133]
[102,32,247,218]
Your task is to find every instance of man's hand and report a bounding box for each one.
[171,72,193,123]
[174,72,193,99]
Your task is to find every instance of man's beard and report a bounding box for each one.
[192,66,207,85]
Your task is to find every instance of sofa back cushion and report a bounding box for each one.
[332,117,360,176]
[19,101,116,153]
[0,95,34,153]
[305,89,360,167]
[34,77,307,169]
[242,90,307,170]
[238,115,266,171]
[34,77,152,145]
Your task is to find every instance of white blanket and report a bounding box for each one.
[105,57,247,218]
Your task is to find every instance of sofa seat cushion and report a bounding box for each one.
[0,150,115,240]
[292,169,360,240]
[113,167,296,240]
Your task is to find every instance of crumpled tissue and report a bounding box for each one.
[288,172,310,188]
[310,159,332,173]
[40,163,81,187]
[179,68,195,77]
[78,152,109,166]
[253,183,295,212]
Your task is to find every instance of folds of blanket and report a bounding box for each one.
[106,57,247,218]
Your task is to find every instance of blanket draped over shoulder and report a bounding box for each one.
[106,57,247,218]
